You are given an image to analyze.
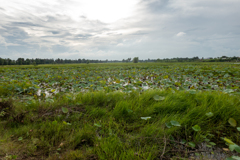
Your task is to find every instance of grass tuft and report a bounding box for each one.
[1,90,240,159]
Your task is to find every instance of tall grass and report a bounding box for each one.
[1,90,240,159]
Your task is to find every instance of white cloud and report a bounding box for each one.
[0,0,240,59]
[0,35,7,46]
[117,43,123,46]
[176,32,186,37]
[0,0,140,23]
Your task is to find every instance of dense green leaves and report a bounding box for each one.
[0,63,240,160]
[1,63,240,99]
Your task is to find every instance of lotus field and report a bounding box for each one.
[0,63,240,160]
[1,63,240,99]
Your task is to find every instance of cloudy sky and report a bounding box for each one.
[0,0,240,60]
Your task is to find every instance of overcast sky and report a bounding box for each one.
[0,0,240,60]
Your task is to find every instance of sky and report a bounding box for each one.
[0,0,240,60]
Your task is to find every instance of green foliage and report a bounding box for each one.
[153,95,165,101]
[192,125,201,132]
[170,120,181,127]
[188,142,196,148]
[18,137,23,141]
[0,90,240,159]
[1,63,240,98]
[61,107,68,113]
[32,62,37,66]
[229,118,237,127]
[112,99,136,121]
[94,123,102,127]
[0,63,240,159]
[133,57,139,63]
[205,112,214,117]
[226,156,240,160]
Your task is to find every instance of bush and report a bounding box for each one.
[133,57,139,63]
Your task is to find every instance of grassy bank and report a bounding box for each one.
[1,90,240,159]
[0,62,238,69]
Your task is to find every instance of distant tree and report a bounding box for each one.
[31,58,34,64]
[22,58,26,65]
[127,58,131,62]
[55,58,59,63]
[0,58,4,65]
[35,58,40,64]
[26,58,30,65]
[17,58,22,65]
[156,58,161,62]
[133,57,139,63]
[232,56,238,60]
[12,60,16,65]
[86,60,89,64]
[192,56,199,60]
[8,59,12,65]
[3,59,8,65]
[33,62,37,66]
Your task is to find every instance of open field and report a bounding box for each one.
[1,62,240,97]
[0,62,240,159]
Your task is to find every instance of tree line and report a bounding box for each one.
[0,56,238,65]
[0,58,108,65]
[155,56,239,62]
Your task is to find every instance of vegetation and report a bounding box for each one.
[0,56,239,65]
[0,63,240,96]
[133,57,139,63]
[0,62,240,159]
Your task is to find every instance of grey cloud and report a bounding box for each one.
[0,26,29,43]
[0,0,240,60]
[79,15,87,19]
[51,31,60,34]
[75,34,93,39]
[0,8,113,59]
[130,31,148,35]
[139,0,171,13]
[11,22,42,27]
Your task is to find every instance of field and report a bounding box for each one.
[0,62,240,160]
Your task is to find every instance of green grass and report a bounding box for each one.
[1,90,240,159]
[1,62,240,98]
[0,61,237,69]
[1,62,240,159]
